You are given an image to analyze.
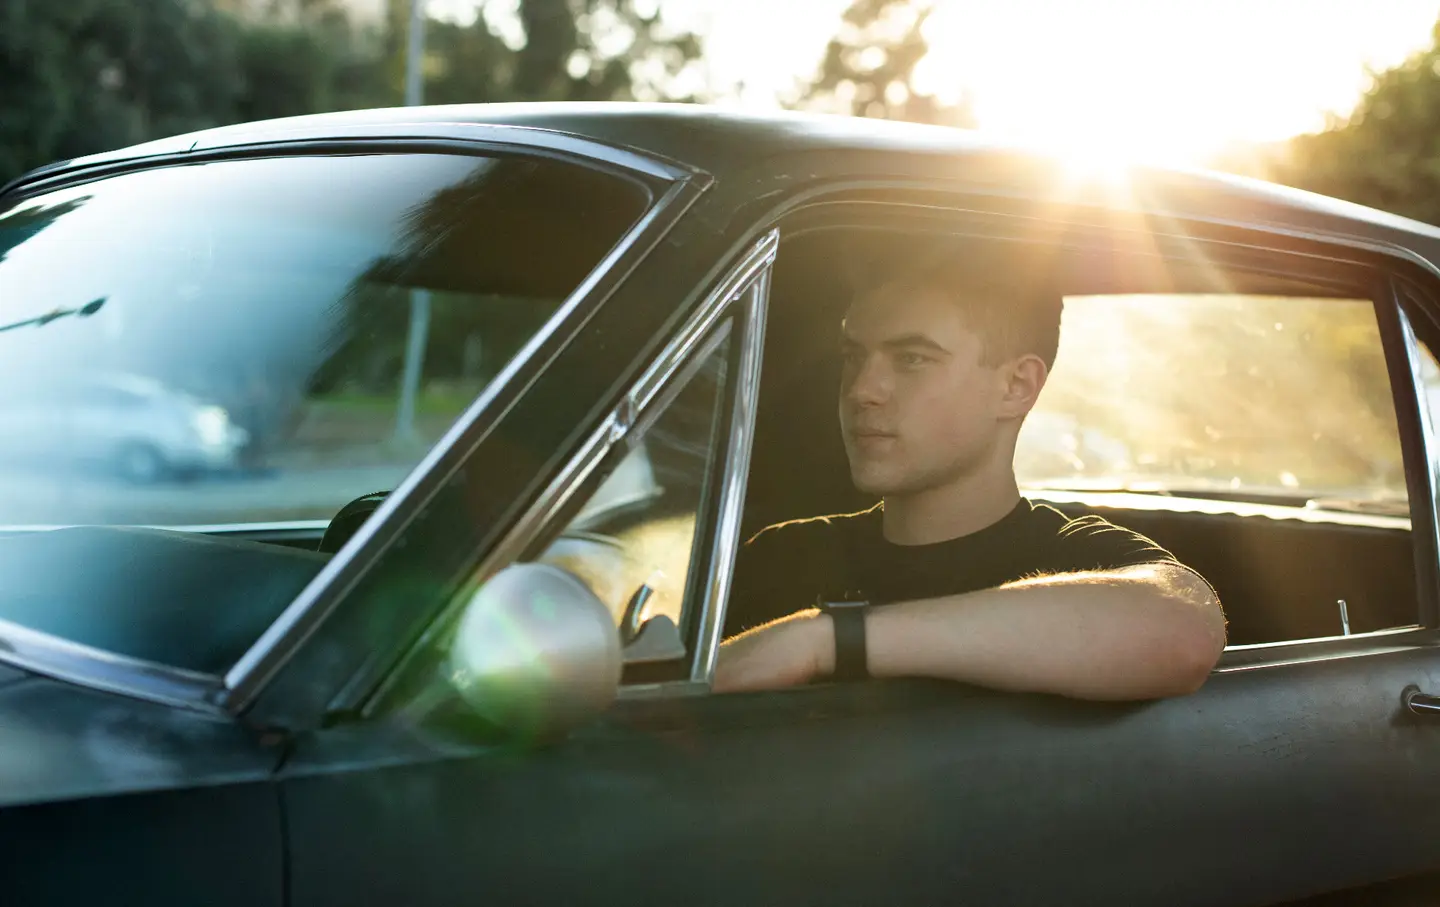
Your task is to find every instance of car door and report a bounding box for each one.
[0,670,286,907]
[276,200,1440,907]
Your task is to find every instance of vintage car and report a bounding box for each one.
[3,103,1440,906]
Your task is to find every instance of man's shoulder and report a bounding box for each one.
[1025,500,1181,569]
[745,504,882,548]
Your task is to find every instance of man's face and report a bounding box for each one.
[838,282,1011,496]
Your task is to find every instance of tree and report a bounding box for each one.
[0,0,243,185]
[419,0,703,106]
[0,0,706,188]
[796,0,974,128]
[1270,18,1440,225]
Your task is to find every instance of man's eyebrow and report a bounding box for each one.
[879,333,952,355]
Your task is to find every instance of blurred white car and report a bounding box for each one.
[0,373,249,482]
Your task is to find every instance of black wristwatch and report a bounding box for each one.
[818,598,870,682]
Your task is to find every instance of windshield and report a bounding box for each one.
[1016,293,1407,513]
[0,151,648,674]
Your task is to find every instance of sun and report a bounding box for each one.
[908,0,1437,172]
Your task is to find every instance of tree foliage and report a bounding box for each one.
[0,0,703,187]
[0,0,242,184]
[1272,18,1440,225]
[796,0,974,128]
[421,0,702,105]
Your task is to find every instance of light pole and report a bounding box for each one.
[395,0,431,443]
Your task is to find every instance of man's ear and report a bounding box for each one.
[997,354,1049,419]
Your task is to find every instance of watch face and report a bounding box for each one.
[817,588,868,608]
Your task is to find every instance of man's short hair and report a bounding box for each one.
[850,239,1064,371]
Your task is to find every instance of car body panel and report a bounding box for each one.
[280,654,1440,907]
[0,674,283,905]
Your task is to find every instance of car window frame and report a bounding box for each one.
[358,230,776,716]
[0,130,709,716]
[746,194,1440,675]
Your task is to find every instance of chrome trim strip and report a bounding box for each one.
[1215,624,1432,671]
[1024,489,1412,531]
[223,175,704,707]
[22,122,696,194]
[0,617,226,714]
[618,680,711,700]
[1399,305,1440,611]
[629,233,777,412]
[690,254,773,684]
[357,231,779,712]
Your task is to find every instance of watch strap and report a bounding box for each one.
[822,602,869,682]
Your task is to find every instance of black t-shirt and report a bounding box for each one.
[724,499,1182,636]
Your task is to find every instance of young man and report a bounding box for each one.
[714,262,1226,699]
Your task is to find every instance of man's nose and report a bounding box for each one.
[843,356,890,407]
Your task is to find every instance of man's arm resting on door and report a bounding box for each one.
[714,563,1227,700]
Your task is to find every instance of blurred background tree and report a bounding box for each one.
[795,0,975,128]
[418,0,702,105]
[0,0,702,187]
[0,0,243,183]
[1249,19,1440,226]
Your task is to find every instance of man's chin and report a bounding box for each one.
[849,466,902,497]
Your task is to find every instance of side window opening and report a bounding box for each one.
[746,224,1419,651]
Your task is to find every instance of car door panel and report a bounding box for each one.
[282,642,1440,907]
[0,675,285,906]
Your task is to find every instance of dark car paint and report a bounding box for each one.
[279,660,1440,907]
[7,106,1440,906]
[0,674,284,905]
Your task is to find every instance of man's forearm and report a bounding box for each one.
[864,564,1226,700]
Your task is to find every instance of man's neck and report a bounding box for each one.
[881,467,1022,546]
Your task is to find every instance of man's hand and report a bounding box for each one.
[713,609,835,693]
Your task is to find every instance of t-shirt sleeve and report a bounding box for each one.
[1048,514,1183,574]
[723,520,827,637]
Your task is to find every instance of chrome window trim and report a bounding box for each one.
[223,173,703,706]
[1215,625,1435,671]
[0,617,226,714]
[13,122,697,198]
[358,230,778,713]
[690,264,772,685]
[1399,304,1440,620]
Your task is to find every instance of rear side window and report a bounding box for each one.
[1019,294,1404,512]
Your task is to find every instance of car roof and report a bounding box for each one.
[14,102,1440,257]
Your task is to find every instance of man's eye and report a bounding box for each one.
[897,352,929,367]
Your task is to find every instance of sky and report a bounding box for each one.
[416,0,1440,165]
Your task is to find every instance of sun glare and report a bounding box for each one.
[911,0,1437,169]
